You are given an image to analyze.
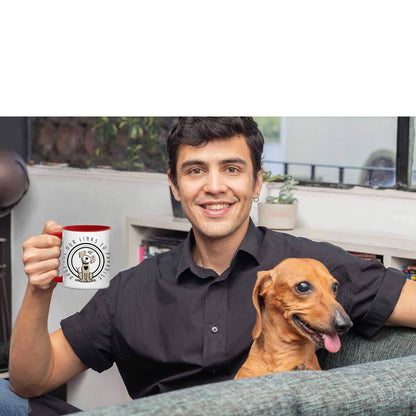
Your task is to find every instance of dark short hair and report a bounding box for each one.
[167,117,264,185]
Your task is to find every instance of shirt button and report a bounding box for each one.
[211,326,219,334]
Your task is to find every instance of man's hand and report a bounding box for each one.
[22,220,63,291]
[11,220,88,397]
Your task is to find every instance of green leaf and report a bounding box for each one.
[132,126,139,139]
[108,124,116,135]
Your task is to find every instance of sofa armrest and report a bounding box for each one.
[317,326,416,369]
[75,354,416,416]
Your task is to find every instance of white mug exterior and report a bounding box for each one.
[60,228,110,289]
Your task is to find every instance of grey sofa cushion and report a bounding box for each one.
[75,328,416,416]
[318,326,416,369]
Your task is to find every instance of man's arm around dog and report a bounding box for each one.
[386,279,416,328]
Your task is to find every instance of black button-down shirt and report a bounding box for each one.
[61,219,406,399]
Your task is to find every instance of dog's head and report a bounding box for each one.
[252,258,352,353]
[78,250,96,265]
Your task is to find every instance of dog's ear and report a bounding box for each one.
[90,255,96,264]
[79,250,86,258]
[252,270,274,340]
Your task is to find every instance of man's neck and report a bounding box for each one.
[191,219,250,275]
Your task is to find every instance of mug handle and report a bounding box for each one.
[51,231,63,283]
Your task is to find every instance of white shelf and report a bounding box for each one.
[279,228,416,268]
[125,216,191,268]
[125,217,416,271]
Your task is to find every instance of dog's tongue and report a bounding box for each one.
[324,333,341,353]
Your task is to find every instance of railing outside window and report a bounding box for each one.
[263,160,400,187]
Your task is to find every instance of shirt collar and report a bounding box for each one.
[235,218,262,264]
[175,218,262,282]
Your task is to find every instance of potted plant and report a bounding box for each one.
[87,117,167,171]
[258,171,299,230]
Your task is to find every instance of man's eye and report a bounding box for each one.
[226,166,239,174]
[189,168,203,175]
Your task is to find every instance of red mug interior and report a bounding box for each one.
[63,225,111,232]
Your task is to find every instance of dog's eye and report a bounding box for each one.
[332,282,339,295]
[295,281,312,294]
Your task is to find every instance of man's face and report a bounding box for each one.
[168,135,262,241]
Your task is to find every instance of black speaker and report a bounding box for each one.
[0,117,30,342]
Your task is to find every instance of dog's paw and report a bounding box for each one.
[292,364,306,371]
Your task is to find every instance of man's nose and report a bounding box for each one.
[203,171,227,194]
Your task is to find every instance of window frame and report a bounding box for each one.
[396,116,411,189]
[269,117,415,193]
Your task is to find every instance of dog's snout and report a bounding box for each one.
[333,308,353,335]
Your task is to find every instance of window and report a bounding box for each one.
[30,117,415,191]
[259,117,415,190]
[410,117,416,189]
[30,117,177,172]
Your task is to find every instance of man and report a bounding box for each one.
[6,117,416,414]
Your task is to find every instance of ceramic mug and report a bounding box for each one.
[52,225,111,289]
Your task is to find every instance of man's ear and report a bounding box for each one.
[167,170,180,202]
[254,167,263,198]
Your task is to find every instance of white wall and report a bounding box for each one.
[261,182,416,238]
[11,166,172,410]
[10,165,416,410]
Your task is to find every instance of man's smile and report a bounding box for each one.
[202,203,231,210]
[198,201,236,216]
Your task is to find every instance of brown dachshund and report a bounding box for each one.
[235,258,353,379]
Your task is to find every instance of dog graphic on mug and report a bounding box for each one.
[76,250,96,282]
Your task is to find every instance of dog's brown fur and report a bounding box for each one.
[235,258,352,379]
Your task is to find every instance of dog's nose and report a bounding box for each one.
[333,308,353,335]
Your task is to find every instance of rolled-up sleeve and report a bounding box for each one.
[353,266,406,337]
[61,276,119,372]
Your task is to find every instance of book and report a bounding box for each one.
[403,265,416,280]
[139,236,185,262]
[348,251,383,263]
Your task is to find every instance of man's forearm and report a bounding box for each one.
[386,279,416,328]
[9,283,55,397]
[10,221,87,396]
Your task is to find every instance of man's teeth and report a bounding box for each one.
[204,204,230,210]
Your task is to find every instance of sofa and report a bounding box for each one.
[74,327,416,415]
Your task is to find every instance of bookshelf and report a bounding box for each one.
[126,216,191,268]
[125,217,416,274]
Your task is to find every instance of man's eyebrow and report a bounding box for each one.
[180,160,206,171]
[180,158,248,171]
[220,158,248,166]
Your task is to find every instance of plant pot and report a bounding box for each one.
[257,201,297,230]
